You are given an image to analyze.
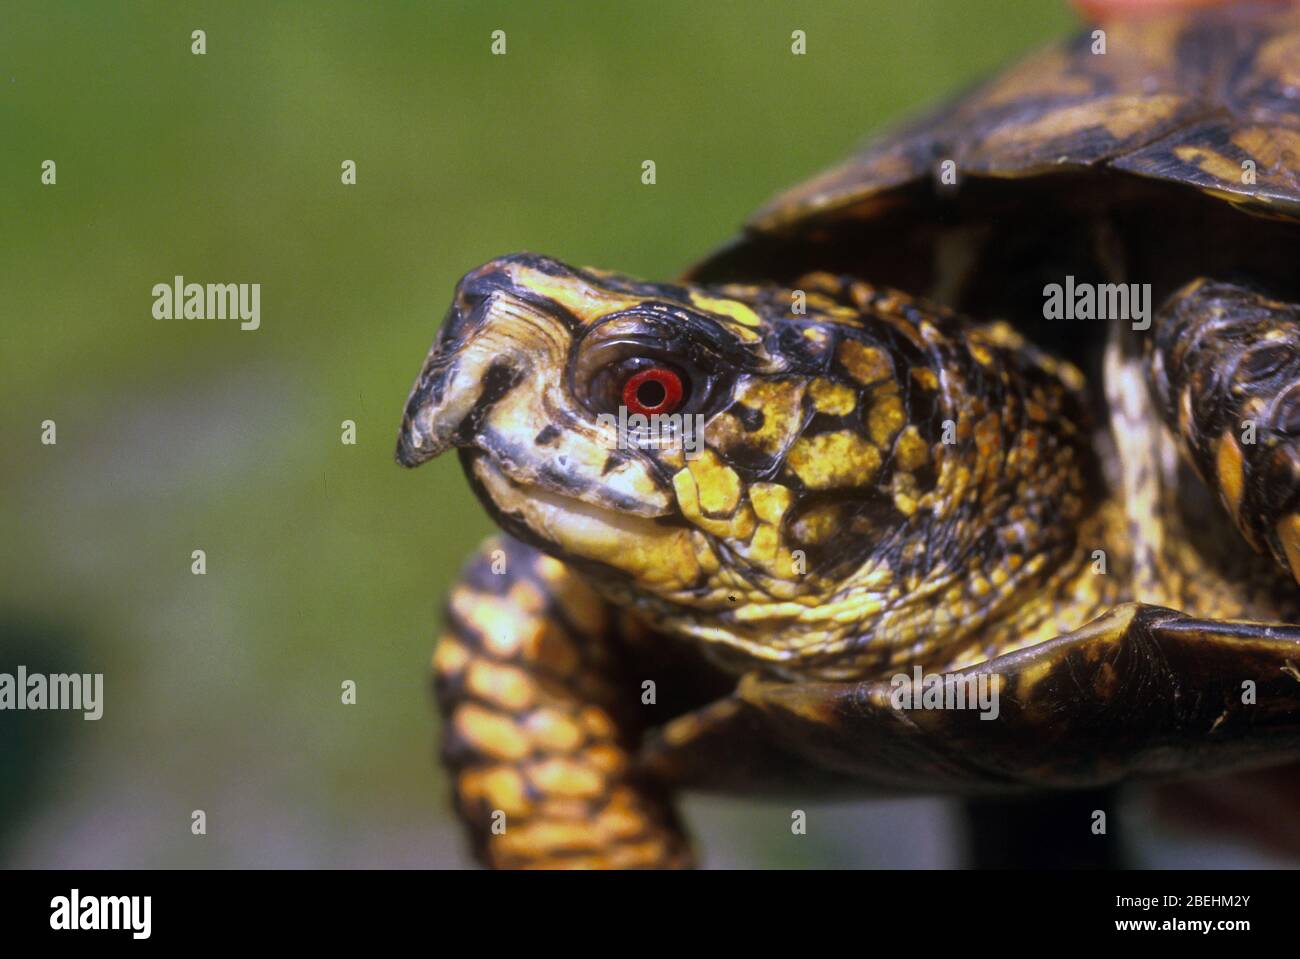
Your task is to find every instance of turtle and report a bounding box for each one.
[396,2,1300,869]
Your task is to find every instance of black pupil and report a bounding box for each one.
[636,379,667,408]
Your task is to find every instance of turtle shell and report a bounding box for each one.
[689,4,1300,303]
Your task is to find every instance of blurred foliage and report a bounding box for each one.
[0,0,1072,866]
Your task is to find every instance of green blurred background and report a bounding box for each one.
[8,0,1252,868]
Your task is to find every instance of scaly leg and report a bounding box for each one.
[1146,279,1300,584]
[434,535,691,868]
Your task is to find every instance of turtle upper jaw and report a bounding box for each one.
[396,272,535,468]
[396,350,518,467]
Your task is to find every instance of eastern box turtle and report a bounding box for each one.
[397,2,1300,868]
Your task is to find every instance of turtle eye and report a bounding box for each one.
[622,366,685,416]
[582,353,693,416]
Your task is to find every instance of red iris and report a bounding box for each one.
[622,367,683,416]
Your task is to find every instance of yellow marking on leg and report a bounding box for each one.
[526,757,606,799]
[432,636,470,678]
[451,589,535,658]
[578,706,617,740]
[523,708,585,752]
[466,660,536,711]
[459,765,533,817]
[498,819,605,860]
[582,744,629,776]
[506,579,547,614]
[454,703,531,761]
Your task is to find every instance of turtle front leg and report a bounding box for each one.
[1146,279,1300,583]
[433,535,692,868]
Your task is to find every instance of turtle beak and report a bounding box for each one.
[395,349,465,467]
[396,337,525,468]
[396,281,522,468]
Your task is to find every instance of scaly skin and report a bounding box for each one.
[401,256,1128,678]
[1146,280,1300,587]
[399,256,1300,866]
[435,535,691,868]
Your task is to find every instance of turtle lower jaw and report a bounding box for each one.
[462,448,673,519]
[463,451,718,594]
[465,451,671,539]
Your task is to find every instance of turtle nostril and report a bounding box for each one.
[459,290,487,314]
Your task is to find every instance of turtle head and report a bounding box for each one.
[398,253,1087,675]
[396,255,800,603]
[396,253,787,513]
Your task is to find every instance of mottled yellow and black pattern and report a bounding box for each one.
[743,3,1300,233]
[399,4,1300,868]
[401,255,1117,680]
[435,536,691,868]
[1146,281,1300,586]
